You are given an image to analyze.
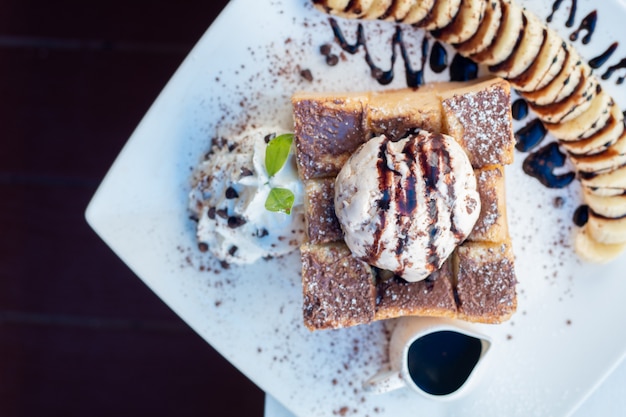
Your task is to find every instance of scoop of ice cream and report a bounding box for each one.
[188,127,305,264]
[334,131,480,282]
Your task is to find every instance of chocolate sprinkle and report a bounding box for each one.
[225,186,239,199]
[227,216,247,229]
[216,208,229,219]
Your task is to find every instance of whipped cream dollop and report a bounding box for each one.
[334,131,480,282]
[188,127,305,264]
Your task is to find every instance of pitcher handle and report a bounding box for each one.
[362,369,406,394]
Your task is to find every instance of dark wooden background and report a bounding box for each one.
[1,1,266,416]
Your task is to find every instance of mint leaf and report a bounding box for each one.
[265,133,294,177]
[265,188,295,214]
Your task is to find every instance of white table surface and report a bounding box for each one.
[263,356,626,416]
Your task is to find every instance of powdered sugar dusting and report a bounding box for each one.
[443,86,515,167]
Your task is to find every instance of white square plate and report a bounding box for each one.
[86,1,626,415]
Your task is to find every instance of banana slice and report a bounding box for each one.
[364,0,394,19]
[570,129,626,174]
[489,10,545,79]
[546,85,613,141]
[381,0,417,21]
[575,225,626,263]
[523,46,584,106]
[530,66,597,124]
[400,0,436,24]
[511,29,566,92]
[313,0,364,17]
[561,106,624,157]
[581,164,626,197]
[584,186,626,198]
[455,0,503,55]
[471,0,524,65]
[584,188,626,218]
[322,0,351,11]
[417,0,463,30]
[588,211,626,244]
[434,0,488,44]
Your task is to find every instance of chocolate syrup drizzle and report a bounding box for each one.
[330,18,427,87]
[515,119,547,152]
[450,54,478,82]
[550,1,626,85]
[522,142,576,189]
[573,204,590,226]
[589,42,618,69]
[569,10,597,45]
[511,98,529,121]
[329,18,478,87]
[368,134,458,275]
[547,0,578,27]
[602,58,626,85]
[430,41,448,74]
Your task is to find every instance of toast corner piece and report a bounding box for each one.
[439,77,516,168]
[292,92,369,180]
[454,241,517,323]
[300,242,376,330]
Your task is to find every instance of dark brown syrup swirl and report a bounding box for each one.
[547,0,578,27]
[573,204,589,226]
[329,18,427,87]
[511,98,529,121]
[515,119,547,152]
[449,54,478,82]
[329,18,478,87]
[522,142,575,189]
[430,41,448,73]
[569,10,597,44]
[602,58,626,85]
[589,42,618,69]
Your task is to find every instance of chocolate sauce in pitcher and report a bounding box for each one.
[407,331,483,396]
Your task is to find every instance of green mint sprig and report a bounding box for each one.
[264,133,295,215]
[265,188,295,214]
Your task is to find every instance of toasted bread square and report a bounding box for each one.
[440,78,516,167]
[301,242,377,330]
[368,89,443,140]
[454,241,517,323]
[293,93,369,180]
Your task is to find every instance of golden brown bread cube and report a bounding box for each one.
[367,89,443,140]
[293,93,369,180]
[454,242,517,323]
[440,78,516,168]
[301,242,377,330]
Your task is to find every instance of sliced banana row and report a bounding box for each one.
[312,0,626,262]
